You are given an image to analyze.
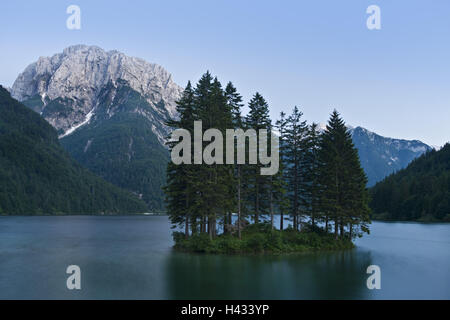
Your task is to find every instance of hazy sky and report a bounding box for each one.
[1,0,449,146]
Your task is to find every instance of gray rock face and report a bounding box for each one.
[349,126,432,186]
[11,45,182,137]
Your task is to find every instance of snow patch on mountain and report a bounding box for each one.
[59,108,95,138]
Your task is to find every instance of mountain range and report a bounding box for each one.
[7,45,434,210]
[317,124,432,186]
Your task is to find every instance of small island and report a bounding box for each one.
[165,72,371,255]
[173,222,354,254]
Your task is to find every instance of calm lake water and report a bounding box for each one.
[0,216,449,299]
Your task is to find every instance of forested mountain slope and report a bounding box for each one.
[370,143,450,221]
[0,86,147,215]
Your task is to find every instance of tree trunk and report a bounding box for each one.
[191,217,197,235]
[293,176,298,231]
[208,216,212,240]
[334,218,338,240]
[293,158,298,231]
[185,215,189,239]
[270,193,274,230]
[280,211,284,231]
[185,195,189,239]
[334,169,339,240]
[349,223,353,240]
[238,166,241,239]
[255,182,259,224]
[223,213,228,235]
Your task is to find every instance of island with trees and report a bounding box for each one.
[164,72,371,254]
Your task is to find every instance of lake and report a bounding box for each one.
[0,216,449,299]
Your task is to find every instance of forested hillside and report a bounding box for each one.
[60,82,169,211]
[0,86,147,215]
[370,144,450,221]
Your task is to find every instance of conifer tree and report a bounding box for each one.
[275,112,290,230]
[318,110,370,239]
[302,123,322,228]
[190,73,235,239]
[164,82,196,238]
[284,106,308,231]
[225,82,244,238]
[244,93,272,224]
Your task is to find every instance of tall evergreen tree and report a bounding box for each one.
[275,112,290,230]
[302,123,322,228]
[244,93,272,224]
[191,73,235,239]
[318,110,370,239]
[164,82,196,238]
[284,106,308,231]
[225,82,244,238]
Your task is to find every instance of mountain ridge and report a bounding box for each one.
[350,126,432,185]
[317,123,432,185]
[11,44,183,140]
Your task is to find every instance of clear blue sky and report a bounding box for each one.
[1,0,449,146]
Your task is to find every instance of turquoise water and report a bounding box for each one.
[0,216,449,299]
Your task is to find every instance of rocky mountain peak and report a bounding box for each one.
[11,45,182,136]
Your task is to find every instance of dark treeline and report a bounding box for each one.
[164,72,370,250]
[0,86,148,215]
[370,143,450,222]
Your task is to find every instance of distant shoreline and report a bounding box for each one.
[2,214,450,224]
[0,213,168,217]
[371,216,450,223]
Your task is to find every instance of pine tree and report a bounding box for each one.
[164,82,196,238]
[284,106,308,231]
[275,112,290,230]
[318,110,370,239]
[225,82,244,238]
[244,93,272,224]
[190,73,235,239]
[302,123,322,228]
[342,135,371,239]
